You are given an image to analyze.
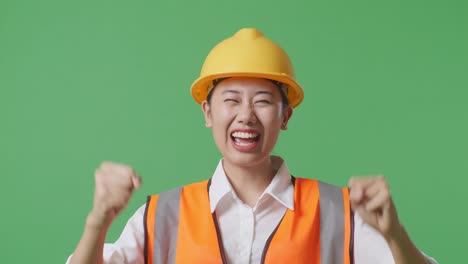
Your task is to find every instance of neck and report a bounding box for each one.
[222,157,276,207]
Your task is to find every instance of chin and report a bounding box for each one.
[223,151,271,168]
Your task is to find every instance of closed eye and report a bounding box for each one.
[224,98,239,103]
[255,100,272,104]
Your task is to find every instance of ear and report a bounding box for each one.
[202,100,212,128]
[281,106,293,130]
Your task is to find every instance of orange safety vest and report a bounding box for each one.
[144,177,354,264]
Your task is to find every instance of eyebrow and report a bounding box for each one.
[221,90,241,95]
[255,91,274,96]
[221,90,274,96]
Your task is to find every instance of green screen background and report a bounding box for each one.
[1,0,466,262]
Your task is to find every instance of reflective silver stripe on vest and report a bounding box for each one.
[153,187,182,264]
[318,181,345,264]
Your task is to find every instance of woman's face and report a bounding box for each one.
[202,77,292,168]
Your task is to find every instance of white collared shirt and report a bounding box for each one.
[210,156,294,263]
[66,156,438,264]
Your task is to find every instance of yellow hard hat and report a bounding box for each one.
[190,28,304,108]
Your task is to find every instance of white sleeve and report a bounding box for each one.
[353,213,438,264]
[66,205,147,264]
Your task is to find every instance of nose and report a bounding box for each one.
[237,102,257,125]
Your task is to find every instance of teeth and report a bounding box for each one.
[232,131,258,139]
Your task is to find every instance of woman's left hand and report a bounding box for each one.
[348,175,403,240]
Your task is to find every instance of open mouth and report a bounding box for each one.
[231,131,260,147]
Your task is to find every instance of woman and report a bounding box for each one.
[68,28,437,264]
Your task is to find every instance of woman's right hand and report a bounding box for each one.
[87,161,142,229]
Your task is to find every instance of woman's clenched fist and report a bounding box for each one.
[87,161,142,228]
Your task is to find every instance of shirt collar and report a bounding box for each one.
[209,156,294,213]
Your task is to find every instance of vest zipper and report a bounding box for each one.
[143,196,151,264]
[260,211,287,264]
[350,210,355,264]
[260,176,295,263]
[212,212,229,264]
[208,179,229,264]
